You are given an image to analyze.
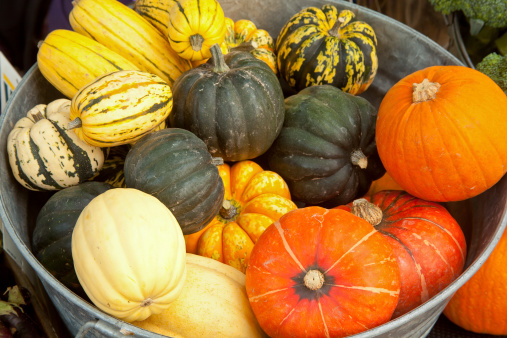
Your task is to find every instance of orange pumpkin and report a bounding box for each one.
[337,191,467,318]
[443,226,507,335]
[376,65,507,202]
[366,172,403,196]
[245,206,400,337]
[184,160,297,273]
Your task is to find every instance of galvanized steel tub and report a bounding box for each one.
[1,0,506,337]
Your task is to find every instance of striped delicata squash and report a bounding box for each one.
[69,70,173,147]
[69,0,191,87]
[7,99,106,191]
[37,29,139,98]
[134,0,175,36]
[276,5,378,95]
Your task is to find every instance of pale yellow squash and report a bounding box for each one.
[132,253,267,337]
[72,188,187,322]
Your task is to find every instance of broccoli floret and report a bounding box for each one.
[429,0,507,35]
[476,52,507,94]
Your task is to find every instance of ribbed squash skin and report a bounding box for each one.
[37,29,139,98]
[72,188,187,322]
[170,45,285,162]
[32,181,114,296]
[124,128,225,235]
[69,0,191,87]
[267,85,385,206]
[7,99,106,191]
[132,253,266,337]
[70,70,172,147]
[134,0,175,36]
[166,0,227,61]
[276,6,378,95]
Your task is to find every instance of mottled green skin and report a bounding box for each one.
[33,181,114,296]
[276,6,378,95]
[124,128,225,235]
[169,48,285,162]
[267,85,385,207]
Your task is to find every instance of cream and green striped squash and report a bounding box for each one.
[37,29,139,99]
[276,6,378,95]
[69,70,172,147]
[7,99,106,191]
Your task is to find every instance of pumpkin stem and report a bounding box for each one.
[220,199,238,220]
[328,17,345,38]
[141,298,153,307]
[67,117,83,130]
[210,43,230,73]
[412,78,441,103]
[189,34,205,52]
[304,270,325,291]
[350,149,368,169]
[351,198,383,226]
[211,157,224,166]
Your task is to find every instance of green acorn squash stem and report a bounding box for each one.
[328,17,346,38]
[350,198,383,226]
[211,157,224,166]
[67,117,83,130]
[350,149,368,169]
[190,34,205,52]
[210,44,230,73]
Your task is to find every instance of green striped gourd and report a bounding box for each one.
[276,6,378,95]
[37,29,139,98]
[69,70,172,147]
[69,0,191,87]
[7,99,106,191]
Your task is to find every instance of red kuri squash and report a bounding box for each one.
[376,65,507,202]
[245,206,400,337]
[337,190,467,318]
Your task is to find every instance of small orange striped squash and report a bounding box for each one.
[184,160,297,273]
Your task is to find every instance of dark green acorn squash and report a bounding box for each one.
[124,128,225,235]
[267,84,385,206]
[32,181,114,296]
[169,44,285,162]
[276,5,378,95]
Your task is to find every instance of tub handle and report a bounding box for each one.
[75,319,134,337]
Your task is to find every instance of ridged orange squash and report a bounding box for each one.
[185,160,297,273]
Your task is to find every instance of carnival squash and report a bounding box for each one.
[7,99,106,191]
[37,29,139,99]
[276,5,378,95]
[33,181,114,296]
[376,65,507,202]
[124,128,225,235]
[169,44,285,162]
[69,70,172,147]
[337,190,467,318]
[70,0,191,87]
[184,160,297,273]
[166,0,227,61]
[245,206,400,337]
[267,84,385,206]
[72,188,187,322]
[132,253,266,337]
[443,222,507,335]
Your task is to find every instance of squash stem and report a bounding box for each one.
[220,200,238,220]
[304,270,325,290]
[190,34,205,52]
[211,157,224,166]
[30,110,45,122]
[413,78,441,103]
[210,44,230,73]
[350,149,368,169]
[328,17,345,38]
[351,198,383,226]
[67,117,82,130]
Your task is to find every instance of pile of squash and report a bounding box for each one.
[6,0,507,336]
